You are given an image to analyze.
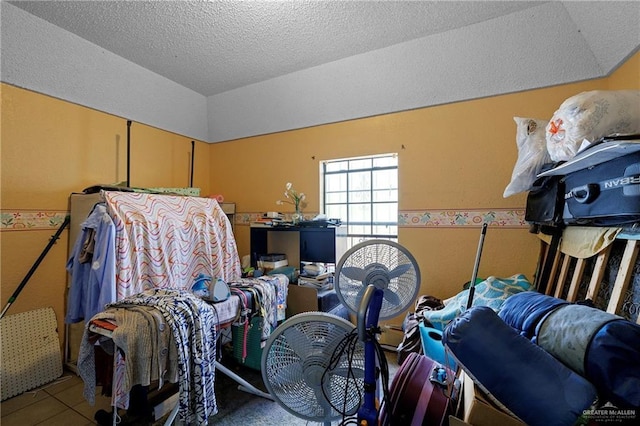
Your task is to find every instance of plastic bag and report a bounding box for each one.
[546,90,640,161]
[504,117,551,197]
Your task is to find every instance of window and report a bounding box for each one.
[321,153,398,248]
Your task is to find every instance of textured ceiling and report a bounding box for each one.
[10,0,547,96]
[4,1,639,143]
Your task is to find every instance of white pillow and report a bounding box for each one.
[546,90,640,162]
[504,117,551,198]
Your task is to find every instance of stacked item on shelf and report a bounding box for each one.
[251,212,285,227]
[297,272,334,291]
[298,262,333,290]
[257,253,288,271]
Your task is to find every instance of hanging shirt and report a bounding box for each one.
[66,203,116,323]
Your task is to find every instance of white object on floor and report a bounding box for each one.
[1,307,62,400]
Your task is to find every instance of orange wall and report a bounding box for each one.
[0,85,211,344]
[1,52,638,349]
[209,52,640,337]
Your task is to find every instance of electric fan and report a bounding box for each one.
[261,312,365,425]
[335,239,421,425]
[261,240,420,425]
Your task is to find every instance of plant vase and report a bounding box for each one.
[292,208,303,224]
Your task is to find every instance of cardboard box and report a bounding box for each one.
[462,372,524,426]
[286,284,319,317]
[449,415,472,426]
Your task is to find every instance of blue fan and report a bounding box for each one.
[335,240,421,424]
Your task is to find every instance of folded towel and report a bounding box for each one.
[539,226,621,259]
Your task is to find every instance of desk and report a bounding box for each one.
[250,225,346,269]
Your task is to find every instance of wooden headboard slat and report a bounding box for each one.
[607,239,639,315]
[566,258,586,302]
[585,245,612,301]
[537,232,639,323]
[544,249,562,296]
[555,255,572,298]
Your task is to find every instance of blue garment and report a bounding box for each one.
[66,203,116,323]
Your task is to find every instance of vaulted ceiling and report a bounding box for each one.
[3,1,639,142]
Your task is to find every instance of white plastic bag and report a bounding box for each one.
[503,117,551,198]
[546,90,640,161]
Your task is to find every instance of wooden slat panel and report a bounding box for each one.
[566,258,586,302]
[535,240,548,290]
[544,247,562,296]
[585,245,612,302]
[607,240,639,315]
[554,254,571,299]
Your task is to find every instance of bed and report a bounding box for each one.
[442,227,640,426]
[534,227,639,323]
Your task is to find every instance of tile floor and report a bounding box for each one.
[1,373,113,426]
[1,350,402,426]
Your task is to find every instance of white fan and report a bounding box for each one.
[261,312,365,425]
[261,240,420,425]
[335,239,421,321]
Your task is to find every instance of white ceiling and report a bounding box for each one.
[8,1,550,96]
[3,1,640,142]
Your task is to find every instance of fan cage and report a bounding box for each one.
[261,313,365,422]
[335,240,421,320]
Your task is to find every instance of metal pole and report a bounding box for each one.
[1,215,71,319]
[466,223,488,310]
[126,120,131,187]
[190,140,195,187]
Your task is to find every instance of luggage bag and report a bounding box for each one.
[379,352,457,426]
[563,151,640,226]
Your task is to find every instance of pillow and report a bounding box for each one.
[546,90,640,162]
[422,274,533,331]
[503,117,551,198]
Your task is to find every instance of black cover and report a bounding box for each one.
[525,164,566,228]
[563,151,640,226]
[586,320,640,408]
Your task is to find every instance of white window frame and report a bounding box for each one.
[320,153,398,248]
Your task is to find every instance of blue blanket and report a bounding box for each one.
[422,274,533,331]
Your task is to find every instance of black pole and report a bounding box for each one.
[126,120,132,188]
[190,140,195,187]
[1,215,71,319]
[466,223,488,310]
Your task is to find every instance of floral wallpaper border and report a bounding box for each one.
[1,208,527,231]
[236,209,527,228]
[1,210,69,231]
[399,209,526,228]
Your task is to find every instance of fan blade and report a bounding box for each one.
[341,266,367,282]
[282,326,312,359]
[388,263,411,279]
[273,359,304,383]
[383,288,401,306]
